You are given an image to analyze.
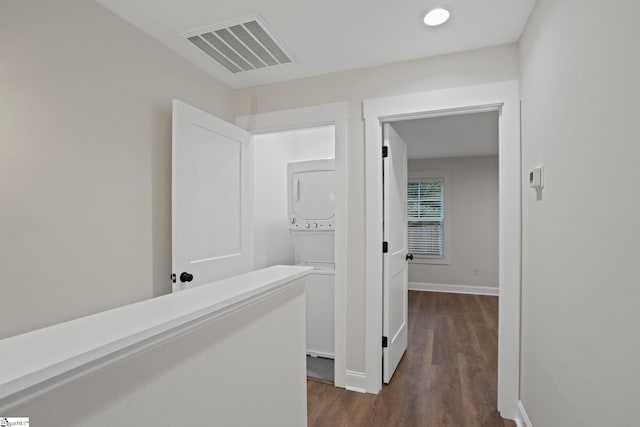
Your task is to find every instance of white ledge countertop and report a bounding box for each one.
[0,265,312,411]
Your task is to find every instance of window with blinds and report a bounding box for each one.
[407,178,444,259]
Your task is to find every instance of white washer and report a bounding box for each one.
[287,159,335,358]
[302,262,335,358]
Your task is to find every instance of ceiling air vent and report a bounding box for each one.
[184,16,294,74]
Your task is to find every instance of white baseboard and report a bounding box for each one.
[307,350,335,359]
[409,282,499,296]
[515,400,533,427]
[345,370,366,393]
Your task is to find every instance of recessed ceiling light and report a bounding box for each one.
[423,8,450,27]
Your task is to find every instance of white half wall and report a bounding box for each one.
[407,156,499,288]
[253,126,334,269]
[12,281,308,427]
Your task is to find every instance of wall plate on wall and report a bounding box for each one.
[529,166,543,189]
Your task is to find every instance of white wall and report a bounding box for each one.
[407,156,498,288]
[519,0,640,425]
[253,126,334,269]
[235,44,519,371]
[15,284,308,427]
[0,0,234,339]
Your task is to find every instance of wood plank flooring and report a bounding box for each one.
[307,291,516,427]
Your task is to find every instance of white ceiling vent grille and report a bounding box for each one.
[184,16,294,74]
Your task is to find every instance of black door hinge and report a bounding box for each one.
[382,146,388,158]
[171,273,176,283]
[383,241,388,253]
[382,336,388,348]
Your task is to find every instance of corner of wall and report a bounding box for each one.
[515,400,534,427]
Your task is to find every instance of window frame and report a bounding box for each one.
[407,170,451,265]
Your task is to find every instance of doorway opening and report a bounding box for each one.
[236,102,349,389]
[381,111,500,383]
[252,125,336,384]
[391,111,500,293]
[364,81,521,419]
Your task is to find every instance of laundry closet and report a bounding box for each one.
[253,125,336,371]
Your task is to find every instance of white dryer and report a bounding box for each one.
[288,159,335,230]
[287,159,335,358]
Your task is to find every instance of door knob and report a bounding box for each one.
[180,272,194,283]
[405,253,414,261]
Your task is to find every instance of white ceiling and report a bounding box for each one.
[97,0,536,89]
[391,111,499,160]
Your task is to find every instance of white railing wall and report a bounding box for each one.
[0,265,311,427]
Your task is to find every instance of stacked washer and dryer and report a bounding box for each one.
[287,159,335,359]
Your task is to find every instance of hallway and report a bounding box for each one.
[307,291,515,427]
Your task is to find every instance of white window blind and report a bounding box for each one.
[407,178,444,259]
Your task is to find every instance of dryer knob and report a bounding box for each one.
[305,223,311,229]
[290,217,296,224]
[313,223,318,228]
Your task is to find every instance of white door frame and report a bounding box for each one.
[236,102,349,388]
[363,81,521,419]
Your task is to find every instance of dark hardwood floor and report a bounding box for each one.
[307,291,516,427]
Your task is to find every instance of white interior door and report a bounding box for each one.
[382,123,409,383]
[172,100,253,292]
